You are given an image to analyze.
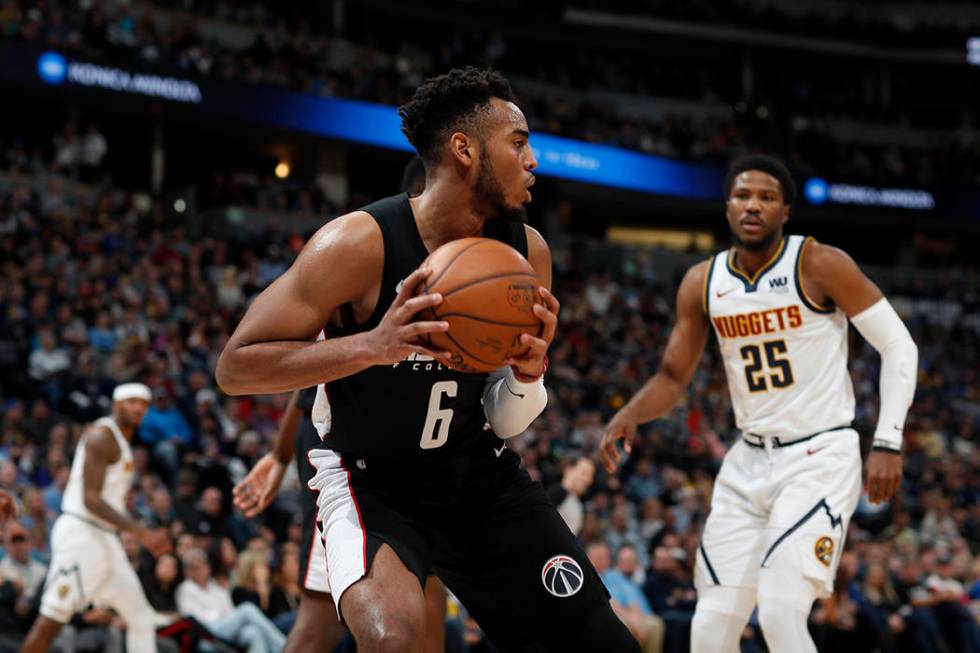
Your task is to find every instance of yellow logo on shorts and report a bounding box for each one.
[57,584,70,599]
[814,537,834,566]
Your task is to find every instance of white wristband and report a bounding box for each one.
[482,367,548,440]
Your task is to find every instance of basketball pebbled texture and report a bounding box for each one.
[417,237,543,373]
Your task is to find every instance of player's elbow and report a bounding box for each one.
[215,346,248,396]
[82,491,100,513]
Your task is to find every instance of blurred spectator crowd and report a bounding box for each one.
[2,0,980,189]
[0,126,977,652]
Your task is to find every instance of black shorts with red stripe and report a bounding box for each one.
[334,439,639,653]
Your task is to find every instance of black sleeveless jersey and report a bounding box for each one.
[317,193,528,466]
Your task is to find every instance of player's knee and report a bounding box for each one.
[691,608,742,653]
[285,596,344,653]
[690,585,756,653]
[757,600,816,653]
[355,614,424,653]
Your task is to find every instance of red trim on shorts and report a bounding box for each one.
[339,458,368,574]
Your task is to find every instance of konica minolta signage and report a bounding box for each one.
[804,178,936,211]
[36,51,202,104]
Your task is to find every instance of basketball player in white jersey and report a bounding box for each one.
[22,383,171,653]
[600,154,918,652]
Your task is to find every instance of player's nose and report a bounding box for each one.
[525,149,538,171]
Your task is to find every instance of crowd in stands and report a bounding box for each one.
[3,0,980,188]
[0,125,978,652]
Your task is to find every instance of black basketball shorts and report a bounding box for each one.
[307,442,639,652]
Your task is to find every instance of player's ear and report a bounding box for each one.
[449,132,475,168]
[781,204,791,225]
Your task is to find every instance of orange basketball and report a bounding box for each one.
[416,237,542,373]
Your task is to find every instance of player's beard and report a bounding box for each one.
[730,224,779,252]
[475,146,528,223]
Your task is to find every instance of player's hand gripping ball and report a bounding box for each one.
[415,238,543,373]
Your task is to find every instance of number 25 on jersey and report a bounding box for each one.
[740,340,794,392]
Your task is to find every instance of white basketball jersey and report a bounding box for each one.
[704,235,854,438]
[62,416,134,530]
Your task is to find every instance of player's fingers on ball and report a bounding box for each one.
[397,266,431,302]
[540,287,560,314]
[520,333,547,350]
[408,345,451,363]
[401,293,442,316]
[404,321,449,337]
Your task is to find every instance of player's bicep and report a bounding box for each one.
[227,266,330,347]
[227,213,381,348]
[660,263,710,385]
[807,243,883,317]
[81,430,114,502]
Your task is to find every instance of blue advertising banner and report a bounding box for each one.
[3,42,975,217]
[6,43,725,200]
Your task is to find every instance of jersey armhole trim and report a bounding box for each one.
[701,257,715,317]
[795,237,835,314]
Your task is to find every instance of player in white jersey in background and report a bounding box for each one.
[600,154,918,652]
[21,383,171,653]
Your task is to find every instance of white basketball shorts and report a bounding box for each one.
[694,427,862,606]
[40,514,152,623]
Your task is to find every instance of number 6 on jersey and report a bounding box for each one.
[420,381,457,449]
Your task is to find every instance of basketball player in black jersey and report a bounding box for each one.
[231,159,449,653]
[217,68,637,652]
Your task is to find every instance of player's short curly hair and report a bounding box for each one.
[724,154,797,206]
[399,67,518,165]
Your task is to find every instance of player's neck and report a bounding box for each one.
[732,236,783,278]
[109,414,135,440]
[410,182,486,251]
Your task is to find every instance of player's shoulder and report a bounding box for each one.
[675,258,714,316]
[799,237,858,275]
[84,422,120,459]
[523,224,548,258]
[682,258,713,288]
[299,211,383,269]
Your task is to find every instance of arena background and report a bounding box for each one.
[0,1,978,651]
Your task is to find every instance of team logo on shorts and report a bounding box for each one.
[57,584,70,599]
[814,536,834,567]
[541,554,583,598]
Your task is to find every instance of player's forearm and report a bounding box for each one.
[620,371,687,424]
[272,392,302,464]
[850,298,918,450]
[83,495,141,532]
[217,333,378,396]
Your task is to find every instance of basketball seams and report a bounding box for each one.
[417,238,542,372]
[437,313,541,328]
[422,238,490,292]
[441,329,515,369]
[435,271,539,300]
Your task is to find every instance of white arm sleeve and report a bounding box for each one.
[850,298,918,451]
[482,367,548,440]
